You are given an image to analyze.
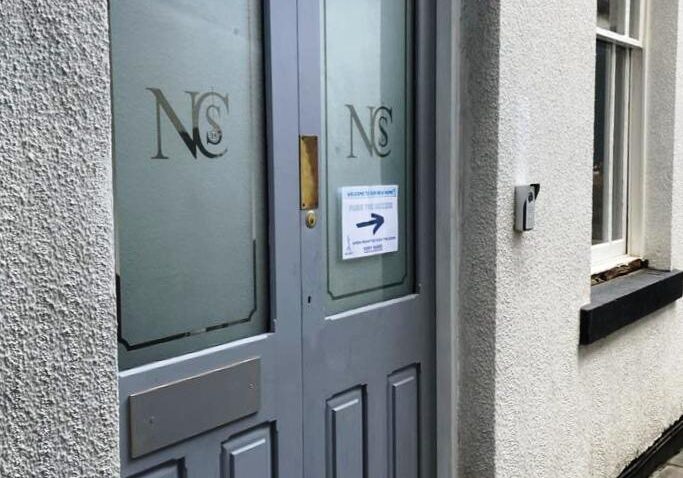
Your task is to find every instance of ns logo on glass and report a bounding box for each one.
[146,88,394,161]
[147,88,230,160]
[345,104,393,159]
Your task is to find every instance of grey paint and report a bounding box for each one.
[388,367,419,478]
[299,1,437,476]
[117,1,304,476]
[0,0,119,476]
[134,463,180,478]
[434,0,461,476]
[129,358,261,458]
[326,389,365,478]
[221,425,273,478]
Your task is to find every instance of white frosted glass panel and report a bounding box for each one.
[111,0,268,369]
[323,0,414,314]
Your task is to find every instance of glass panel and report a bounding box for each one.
[597,0,626,34]
[323,0,414,314]
[630,0,641,39]
[111,0,268,370]
[611,46,629,241]
[593,41,612,245]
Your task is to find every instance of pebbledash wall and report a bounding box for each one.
[458,0,683,477]
[0,0,119,477]
[2,0,683,477]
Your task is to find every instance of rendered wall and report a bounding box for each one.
[0,1,119,476]
[580,1,683,476]
[458,0,683,476]
[458,0,499,476]
[493,0,594,476]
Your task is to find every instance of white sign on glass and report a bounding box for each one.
[341,185,399,260]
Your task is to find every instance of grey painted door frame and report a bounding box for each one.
[434,0,462,476]
[435,0,467,478]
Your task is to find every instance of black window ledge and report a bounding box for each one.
[580,268,683,345]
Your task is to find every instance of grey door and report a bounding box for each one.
[112,1,435,476]
[298,1,436,477]
[111,1,303,476]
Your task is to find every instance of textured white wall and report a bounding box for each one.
[580,1,683,477]
[494,0,593,476]
[0,1,119,477]
[458,0,499,475]
[458,0,683,477]
[3,0,683,476]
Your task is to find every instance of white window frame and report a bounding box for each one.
[591,0,646,275]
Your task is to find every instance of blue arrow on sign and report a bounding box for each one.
[356,213,385,235]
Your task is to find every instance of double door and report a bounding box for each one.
[111,1,435,476]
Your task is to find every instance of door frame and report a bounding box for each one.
[434,0,462,477]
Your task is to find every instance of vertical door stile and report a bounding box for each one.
[297,0,325,474]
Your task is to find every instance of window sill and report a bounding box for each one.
[590,254,640,276]
[591,257,646,285]
[580,268,683,345]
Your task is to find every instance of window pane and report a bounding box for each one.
[593,41,611,245]
[630,0,641,39]
[597,0,627,34]
[323,0,414,315]
[111,0,269,370]
[611,46,630,241]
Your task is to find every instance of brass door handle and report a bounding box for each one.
[299,135,319,210]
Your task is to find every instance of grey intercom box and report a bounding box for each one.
[515,184,540,232]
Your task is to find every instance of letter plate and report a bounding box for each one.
[129,358,260,458]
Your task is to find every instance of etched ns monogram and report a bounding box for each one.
[345,104,393,158]
[147,88,230,160]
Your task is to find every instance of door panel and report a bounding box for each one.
[388,366,420,478]
[326,388,366,477]
[221,425,273,478]
[132,462,182,478]
[300,0,436,477]
[113,0,303,476]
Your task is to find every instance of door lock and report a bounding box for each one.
[305,210,317,229]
